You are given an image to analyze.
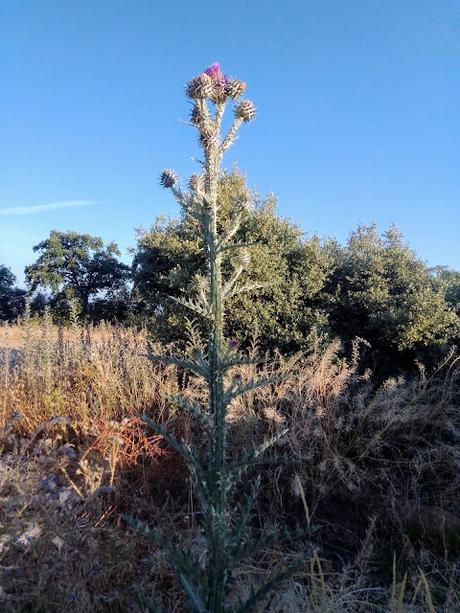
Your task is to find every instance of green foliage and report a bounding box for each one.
[133,169,333,352]
[25,230,131,320]
[435,267,460,317]
[0,265,25,321]
[134,197,459,373]
[325,225,460,373]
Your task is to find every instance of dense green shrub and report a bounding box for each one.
[133,169,334,351]
[133,173,459,374]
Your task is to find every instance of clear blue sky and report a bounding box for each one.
[1,0,459,283]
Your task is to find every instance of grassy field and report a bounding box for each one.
[1,315,459,611]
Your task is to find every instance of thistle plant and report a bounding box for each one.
[138,63,297,612]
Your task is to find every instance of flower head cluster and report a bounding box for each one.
[186,62,251,110]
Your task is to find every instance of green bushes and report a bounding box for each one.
[133,180,459,375]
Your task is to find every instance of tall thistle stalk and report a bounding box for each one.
[139,63,294,612]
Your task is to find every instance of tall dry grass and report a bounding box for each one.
[0,316,459,611]
[0,313,176,430]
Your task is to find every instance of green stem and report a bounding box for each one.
[205,137,228,612]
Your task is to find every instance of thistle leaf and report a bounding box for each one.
[231,475,261,554]
[216,211,244,250]
[229,429,289,477]
[170,295,211,319]
[218,241,259,254]
[140,416,203,478]
[179,575,208,613]
[222,266,244,299]
[169,394,211,431]
[220,354,265,373]
[126,516,206,591]
[223,374,287,405]
[147,353,210,380]
[140,415,211,512]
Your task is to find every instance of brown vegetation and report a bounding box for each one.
[0,318,459,611]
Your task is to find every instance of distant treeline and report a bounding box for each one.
[2,170,459,377]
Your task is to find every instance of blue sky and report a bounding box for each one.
[1,0,459,283]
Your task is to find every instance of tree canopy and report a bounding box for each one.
[132,169,459,375]
[25,230,130,319]
[0,265,25,321]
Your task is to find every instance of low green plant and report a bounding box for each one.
[136,63,300,612]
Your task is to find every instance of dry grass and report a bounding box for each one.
[1,317,459,611]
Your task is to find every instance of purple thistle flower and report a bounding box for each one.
[204,62,221,79]
[229,338,239,349]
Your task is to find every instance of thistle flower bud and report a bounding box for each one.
[186,73,214,100]
[204,62,222,79]
[210,80,228,104]
[225,79,246,99]
[199,126,219,149]
[188,174,204,192]
[190,104,202,126]
[235,99,256,123]
[159,169,178,189]
[237,250,251,267]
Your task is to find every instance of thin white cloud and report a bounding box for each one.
[0,200,97,215]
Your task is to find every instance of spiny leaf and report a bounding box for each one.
[125,516,206,590]
[218,241,259,254]
[223,374,288,405]
[222,266,244,299]
[140,415,211,512]
[170,294,211,319]
[216,211,244,250]
[229,429,289,476]
[179,574,208,613]
[220,354,265,373]
[168,394,211,431]
[140,416,204,478]
[147,352,210,380]
[231,475,261,555]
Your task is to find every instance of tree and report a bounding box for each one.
[133,168,335,351]
[433,267,460,318]
[324,225,460,374]
[0,265,25,321]
[25,231,131,320]
[134,195,459,374]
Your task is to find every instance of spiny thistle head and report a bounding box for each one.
[199,126,219,149]
[186,73,214,100]
[237,250,251,267]
[210,79,228,104]
[235,99,256,122]
[204,62,229,104]
[159,168,178,189]
[190,104,202,126]
[188,174,204,192]
[225,79,246,100]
